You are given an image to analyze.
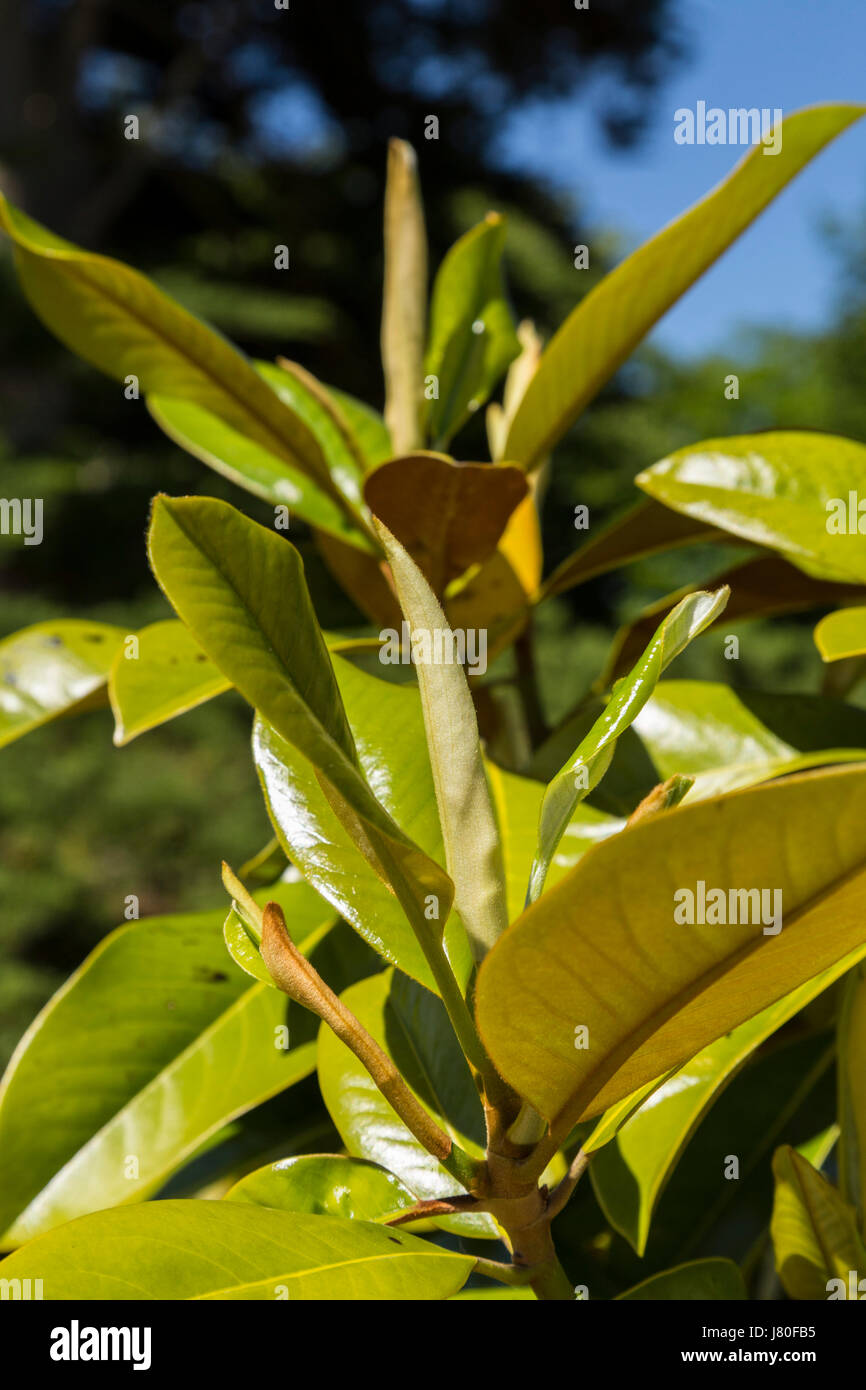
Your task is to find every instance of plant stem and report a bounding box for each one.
[261,901,482,1189]
[514,620,547,751]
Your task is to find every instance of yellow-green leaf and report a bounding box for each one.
[108,620,230,745]
[528,587,728,901]
[381,139,427,454]
[0,619,125,749]
[476,766,866,1127]
[815,607,866,662]
[374,518,508,959]
[837,963,866,1224]
[771,1146,866,1300]
[0,1201,475,1300]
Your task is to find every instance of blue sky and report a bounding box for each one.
[495,0,866,356]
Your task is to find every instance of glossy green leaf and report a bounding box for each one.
[451,1285,536,1300]
[0,889,330,1245]
[424,214,520,448]
[815,606,866,662]
[633,680,866,801]
[591,948,866,1254]
[505,105,866,468]
[381,139,427,455]
[329,388,392,469]
[617,1258,746,1301]
[374,518,508,959]
[476,766,866,1127]
[222,872,337,986]
[148,494,457,981]
[771,1146,866,1300]
[147,393,369,547]
[317,970,497,1238]
[637,431,866,584]
[258,360,368,516]
[0,1201,474,1300]
[486,761,622,924]
[108,619,230,745]
[528,587,728,901]
[254,653,473,992]
[227,1154,417,1220]
[837,963,866,1224]
[0,193,333,491]
[0,619,125,749]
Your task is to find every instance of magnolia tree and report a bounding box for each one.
[1,105,866,1302]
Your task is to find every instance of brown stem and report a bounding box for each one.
[261,901,481,1190]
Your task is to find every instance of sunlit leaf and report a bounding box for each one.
[476,767,866,1126]
[0,619,124,749]
[637,431,866,584]
[771,1146,866,1300]
[0,1201,475,1299]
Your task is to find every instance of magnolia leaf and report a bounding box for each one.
[591,949,866,1255]
[424,214,520,448]
[381,139,427,454]
[222,871,336,986]
[632,680,866,802]
[505,105,866,468]
[109,619,230,745]
[487,319,543,461]
[637,431,866,584]
[226,1154,417,1221]
[476,766,866,1127]
[617,1258,746,1301]
[486,761,622,924]
[771,1146,866,1300]
[837,963,866,1224]
[253,653,473,992]
[539,498,722,601]
[0,1201,475,1300]
[0,619,125,749]
[147,393,369,547]
[0,193,333,491]
[603,555,866,684]
[445,491,543,660]
[364,453,527,596]
[148,495,455,973]
[815,607,866,662]
[374,518,508,959]
[259,359,369,517]
[528,587,728,901]
[0,889,332,1245]
[317,970,497,1239]
[329,387,393,469]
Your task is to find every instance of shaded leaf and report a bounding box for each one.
[617,1258,746,1301]
[837,963,866,1224]
[771,1146,866,1299]
[815,606,866,662]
